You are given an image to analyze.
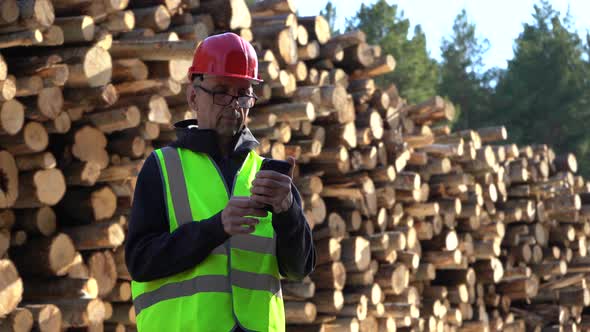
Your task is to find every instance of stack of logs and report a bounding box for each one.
[0,0,588,331]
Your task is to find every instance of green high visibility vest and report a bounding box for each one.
[131,146,285,332]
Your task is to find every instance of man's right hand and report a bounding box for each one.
[221,196,267,235]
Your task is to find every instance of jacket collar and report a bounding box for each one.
[169,119,259,159]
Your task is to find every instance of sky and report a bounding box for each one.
[296,0,590,70]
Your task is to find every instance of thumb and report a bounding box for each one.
[286,156,296,179]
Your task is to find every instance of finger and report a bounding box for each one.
[252,177,287,189]
[286,157,296,178]
[233,206,268,218]
[229,196,261,208]
[230,224,255,234]
[255,170,291,182]
[250,194,275,206]
[227,217,259,227]
[250,185,276,197]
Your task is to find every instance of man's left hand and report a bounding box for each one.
[250,157,296,214]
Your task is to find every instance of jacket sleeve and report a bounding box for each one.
[272,185,316,281]
[125,153,230,282]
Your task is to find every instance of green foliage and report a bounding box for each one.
[491,1,590,175]
[438,9,494,130]
[345,0,439,103]
[320,1,339,35]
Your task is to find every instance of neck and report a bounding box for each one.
[218,133,235,157]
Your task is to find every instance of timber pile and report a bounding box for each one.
[0,0,588,331]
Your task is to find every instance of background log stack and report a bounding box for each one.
[0,0,588,331]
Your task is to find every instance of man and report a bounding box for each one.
[125,32,316,332]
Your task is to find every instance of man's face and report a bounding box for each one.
[188,75,253,137]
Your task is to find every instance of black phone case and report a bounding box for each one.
[260,159,292,175]
[258,159,292,212]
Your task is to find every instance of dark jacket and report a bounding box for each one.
[125,119,316,287]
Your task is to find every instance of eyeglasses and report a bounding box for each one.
[193,84,258,109]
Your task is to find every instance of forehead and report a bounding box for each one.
[202,75,252,90]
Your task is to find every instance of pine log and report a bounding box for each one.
[24,304,62,332]
[0,307,33,332]
[14,206,56,236]
[312,262,346,290]
[109,40,194,61]
[102,10,135,33]
[0,100,24,135]
[9,233,76,277]
[70,125,109,169]
[0,0,54,34]
[58,186,117,222]
[23,277,98,301]
[62,221,125,250]
[196,0,251,30]
[14,168,66,208]
[49,299,105,328]
[0,121,48,155]
[0,259,22,317]
[340,236,371,272]
[87,251,118,297]
[298,16,330,44]
[105,303,135,325]
[0,0,19,25]
[286,301,317,324]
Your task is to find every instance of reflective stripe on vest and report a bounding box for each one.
[131,147,285,332]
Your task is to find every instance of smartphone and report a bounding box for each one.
[257,158,292,212]
[260,158,292,176]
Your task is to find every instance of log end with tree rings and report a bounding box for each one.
[72,46,112,88]
[50,233,76,276]
[0,150,18,209]
[0,0,18,25]
[0,259,22,317]
[34,0,56,29]
[34,168,66,206]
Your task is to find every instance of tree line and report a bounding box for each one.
[321,0,590,176]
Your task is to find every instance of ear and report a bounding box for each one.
[186,84,198,111]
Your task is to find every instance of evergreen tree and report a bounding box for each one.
[320,1,339,35]
[491,1,590,175]
[438,9,493,129]
[345,0,438,103]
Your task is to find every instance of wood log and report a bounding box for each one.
[14,206,56,236]
[23,277,98,301]
[312,262,346,290]
[69,125,109,169]
[55,15,95,43]
[102,10,136,33]
[14,168,66,208]
[196,0,251,30]
[283,277,315,300]
[0,307,33,332]
[24,304,61,332]
[48,299,105,328]
[0,121,48,155]
[298,16,330,44]
[58,186,117,222]
[285,301,317,324]
[9,233,75,277]
[105,303,134,325]
[87,251,118,297]
[340,236,371,272]
[249,0,296,16]
[0,100,24,136]
[109,40,195,61]
[0,259,22,317]
[0,0,54,34]
[131,5,170,31]
[62,221,125,250]
[0,0,19,26]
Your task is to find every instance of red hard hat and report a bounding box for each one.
[187,32,263,84]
